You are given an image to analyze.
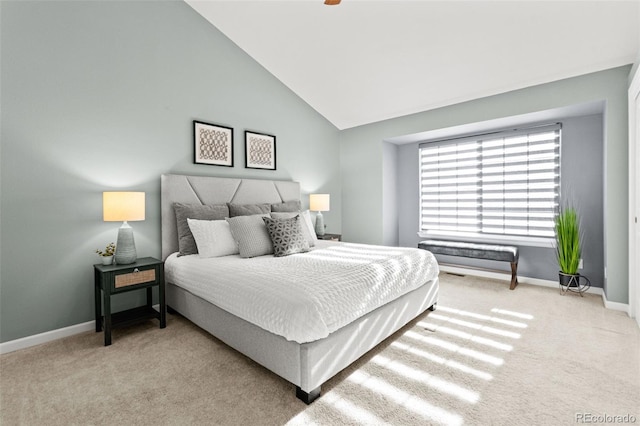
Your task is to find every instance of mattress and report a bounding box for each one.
[165,241,439,343]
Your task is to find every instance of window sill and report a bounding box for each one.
[417,230,555,248]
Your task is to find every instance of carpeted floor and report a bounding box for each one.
[1,273,638,425]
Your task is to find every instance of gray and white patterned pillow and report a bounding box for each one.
[226,214,273,258]
[270,211,316,247]
[262,216,310,257]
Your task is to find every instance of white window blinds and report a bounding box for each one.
[419,123,561,239]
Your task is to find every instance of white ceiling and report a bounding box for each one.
[186,0,640,130]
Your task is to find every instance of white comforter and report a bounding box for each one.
[165,241,439,343]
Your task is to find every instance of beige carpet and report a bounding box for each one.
[1,273,638,426]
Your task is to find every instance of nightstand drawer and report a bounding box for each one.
[115,268,156,289]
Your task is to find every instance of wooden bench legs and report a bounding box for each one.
[510,262,518,290]
[418,240,520,290]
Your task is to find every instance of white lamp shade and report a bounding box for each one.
[310,194,330,212]
[103,192,145,222]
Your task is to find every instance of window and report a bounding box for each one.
[419,123,561,240]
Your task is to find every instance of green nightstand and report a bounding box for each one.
[94,257,166,346]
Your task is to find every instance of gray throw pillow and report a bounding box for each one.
[271,200,302,212]
[174,203,229,256]
[262,216,310,257]
[270,211,316,247]
[227,203,271,217]
[226,214,274,258]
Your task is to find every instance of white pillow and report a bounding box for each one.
[187,219,239,258]
[301,210,318,244]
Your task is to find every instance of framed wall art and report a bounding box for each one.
[193,120,234,167]
[245,131,276,170]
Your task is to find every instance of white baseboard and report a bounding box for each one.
[0,320,96,355]
[440,264,632,313]
[439,264,605,296]
[0,304,162,355]
[601,291,630,314]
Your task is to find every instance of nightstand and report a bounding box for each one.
[94,257,166,346]
[316,233,342,241]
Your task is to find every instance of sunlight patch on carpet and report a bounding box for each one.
[321,390,387,424]
[438,305,530,328]
[418,321,513,351]
[490,307,534,320]
[371,354,480,403]
[429,313,522,339]
[347,370,464,426]
[390,341,494,381]
[286,411,314,425]
[291,299,537,425]
[404,330,505,366]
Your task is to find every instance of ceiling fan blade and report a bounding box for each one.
[324,0,341,5]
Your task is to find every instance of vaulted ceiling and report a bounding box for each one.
[186,0,640,130]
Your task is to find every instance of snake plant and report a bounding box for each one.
[555,207,581,275]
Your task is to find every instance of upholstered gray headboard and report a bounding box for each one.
[161,174,301,260]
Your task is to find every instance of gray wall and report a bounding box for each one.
[397,114,605,286]
[341,66,630,303]
[382,142,399,246]
[0,1,340,343]
[630,7,640,83]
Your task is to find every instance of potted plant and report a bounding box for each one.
[554,206,581,288]
[96,242,116,266]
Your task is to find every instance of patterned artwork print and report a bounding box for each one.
[199,128,229,162]
[248,134,273,166]
[194,121,233,167]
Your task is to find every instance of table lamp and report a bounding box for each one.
[103,192,145,264]
[309,194,330,236]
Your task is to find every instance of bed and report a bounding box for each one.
[161,173,439,403]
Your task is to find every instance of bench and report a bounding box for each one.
[418,239,519,290]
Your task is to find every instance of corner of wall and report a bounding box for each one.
[382,142,399,246]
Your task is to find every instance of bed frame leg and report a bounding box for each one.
[296,386,321,404]
[167,305,178,315]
